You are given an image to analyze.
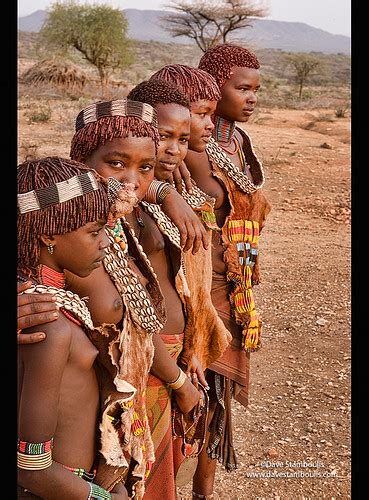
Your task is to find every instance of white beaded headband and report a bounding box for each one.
[17,171,99,214]
[75,99,158,131]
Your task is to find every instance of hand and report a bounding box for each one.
[188,354,208,389]
[171,161,193,195]
[161,189,209,254]
[173,376,201,414]
[17,281,59,344]
[111,481,129,499]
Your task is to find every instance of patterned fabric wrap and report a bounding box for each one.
[227,219,260,351]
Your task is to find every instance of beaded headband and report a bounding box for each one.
[75,99,158,131]
[17,171,99,214]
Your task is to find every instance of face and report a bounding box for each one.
[215,66,260,123]
[50,220,109,277]
[85,134,156,202]
[188,99,217,152]
[155,103,191,181]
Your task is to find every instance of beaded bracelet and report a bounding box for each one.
[88,482,112,500]
[167,368,187,391]
[156,182,173,203]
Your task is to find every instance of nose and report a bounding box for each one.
[205,115,214,132]
[246,90,257,104]
[114,170,140,190]
[165,138,181,156]
[100,228,110,250]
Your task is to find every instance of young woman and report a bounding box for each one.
[17,156,128,499]
[127,79,231,499]
[152,52,272,499]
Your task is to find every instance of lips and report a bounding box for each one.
[242,108,255,115]
[159,161,178,171]
[202,135,212,143]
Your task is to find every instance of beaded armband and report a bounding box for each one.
[88,482,113,499]
[17,438,53,470]
[143,179,173,204]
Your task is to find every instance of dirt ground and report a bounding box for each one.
[17,98,351,499]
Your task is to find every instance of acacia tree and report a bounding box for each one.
[40,1,132,96]
[285,53,321,98]
[161,0,268,52]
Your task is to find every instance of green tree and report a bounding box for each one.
[285,53,321,99]
[40,1,132,96]
[161,0,268,52]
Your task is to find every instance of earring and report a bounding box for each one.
[47,243,54,255]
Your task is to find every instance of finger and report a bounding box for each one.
[172,170,183,194]
[196,370,208,388]
[17,332,46,345]
[17,281,32,293]
[177,222,188,249]
[191,372,199,389]
[18,310,59,330]
[183,172,193,194]
[18,294,58,315]
[182,223,195,253]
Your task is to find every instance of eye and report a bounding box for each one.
[141,164,155,172]
[179,138,189,144]
[109,160,125,169]
[159,134,168,141]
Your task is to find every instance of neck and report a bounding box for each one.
[213,115,236,143]
[38,264,65,289]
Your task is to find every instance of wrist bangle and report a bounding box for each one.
[156,182,173,204]
[144,179,166,204]
[167,368,187,391]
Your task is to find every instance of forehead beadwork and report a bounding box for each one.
[75,99,158,132]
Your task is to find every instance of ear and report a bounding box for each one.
[40,235,56,247]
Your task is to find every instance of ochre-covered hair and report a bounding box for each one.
[70,99,160,163]
[149,64,221,103]
[198,43,260,89]
[127,78,190,110]
[17,156,110,275]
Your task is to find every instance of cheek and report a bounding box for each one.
[136,172,155,199]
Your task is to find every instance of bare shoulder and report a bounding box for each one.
[185,150,210,175]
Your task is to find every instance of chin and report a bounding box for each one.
[189,142,206,153]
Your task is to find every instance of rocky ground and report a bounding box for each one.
[18,96,351,499]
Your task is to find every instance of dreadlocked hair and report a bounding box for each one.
[127,79,190,110]
[70,115,160,163]
[18,156,110,277]
[198,43,260,89]
[149,64,221,103]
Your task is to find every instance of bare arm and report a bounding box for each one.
[150,334,200,414]
[18,318,96,498]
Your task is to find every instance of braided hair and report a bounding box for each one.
[17,156,110,276]
[198,43,260,89]
[70,99,160,163]
[149,64,221,103]
[127,79,190,110]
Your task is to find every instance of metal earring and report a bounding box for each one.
[47,243,54,255]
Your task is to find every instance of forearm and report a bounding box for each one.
[150,334,180,383]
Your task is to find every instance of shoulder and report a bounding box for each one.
[19,314,73,361]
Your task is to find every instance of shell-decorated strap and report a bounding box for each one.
[206,137,264,194]
[21,285,94,330]
[103,222,164,335]
[140,201,182,249]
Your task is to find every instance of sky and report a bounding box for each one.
[17,0,351,37]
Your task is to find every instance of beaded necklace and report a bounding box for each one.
[38,264,82,327]
[213,115,236,143]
